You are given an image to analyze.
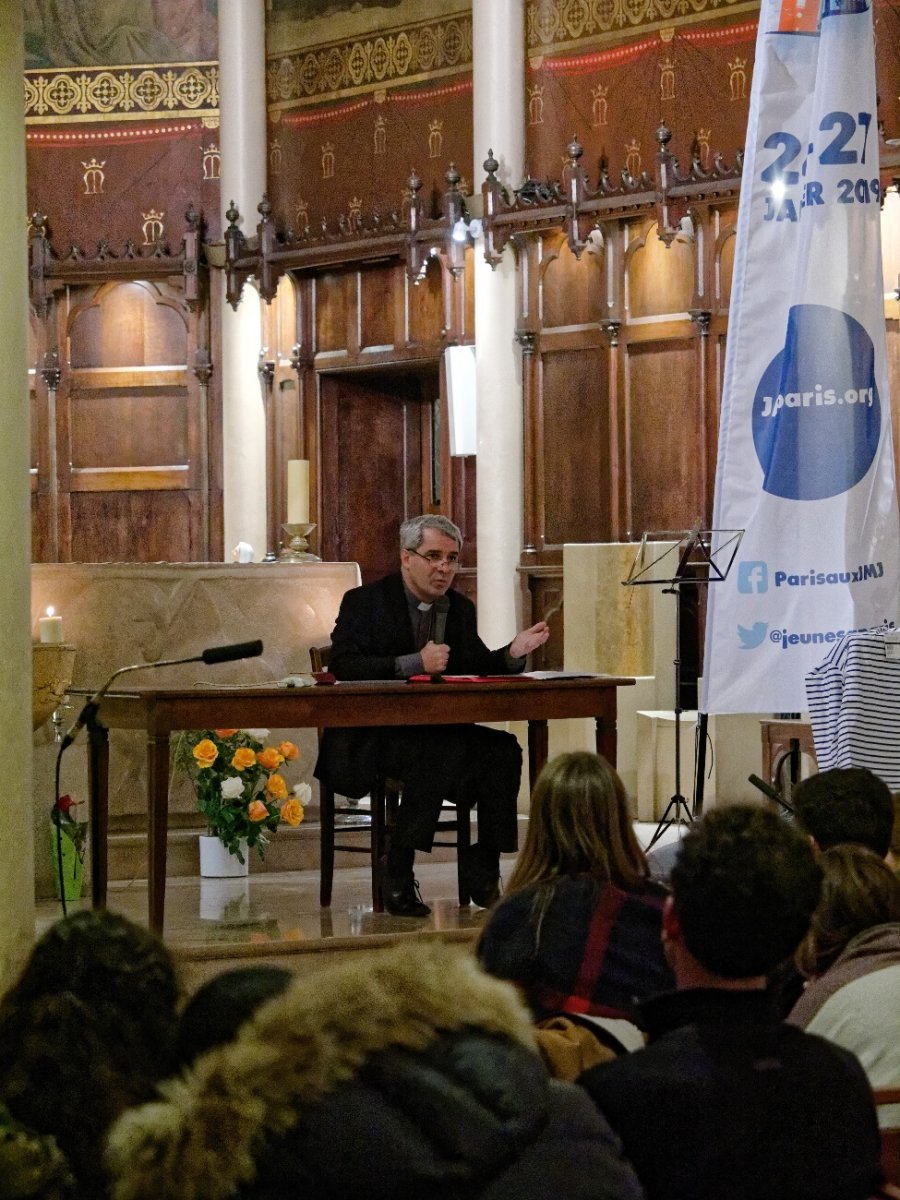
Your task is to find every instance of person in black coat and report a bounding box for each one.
[107,942,646,1200]
[578,806,883,1200]
[315,514,549,915]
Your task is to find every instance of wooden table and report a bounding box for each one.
[87,675,634,933]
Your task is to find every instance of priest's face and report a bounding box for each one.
[400,528,460,604]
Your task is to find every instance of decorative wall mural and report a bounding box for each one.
[271,0,402,16]
[24,0,218,68]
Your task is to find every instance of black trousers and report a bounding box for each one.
[377,724,522,853]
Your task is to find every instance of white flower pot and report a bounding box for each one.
[199,834,249,878]
[199,875,251,921]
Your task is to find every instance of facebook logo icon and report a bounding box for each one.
[737,561,769,593]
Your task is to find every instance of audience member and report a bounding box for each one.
[789,843,900,1125]
[890,791,900,870]
[108,941,645,1200]
[175,964,292,1067]
[578,805,882,1200]
[0,911,180,1200]
[0,1099,74,1199]
[792,766,894,856]
[478,752,672,1043]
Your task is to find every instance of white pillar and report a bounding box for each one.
[0,0,36,984]
[218,0,268,559]
[473,0,525,645]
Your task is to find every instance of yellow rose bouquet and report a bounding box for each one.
[175,728,305,862]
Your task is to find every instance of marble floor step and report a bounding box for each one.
[105,817,474,881]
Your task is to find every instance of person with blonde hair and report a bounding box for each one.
[478,752,672,1034]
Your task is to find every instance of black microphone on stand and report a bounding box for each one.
[53,639,263,917]
[60,639,263,748]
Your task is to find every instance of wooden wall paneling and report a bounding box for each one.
[69,491,196,563]
[601,221,627,542]
[57,279,207,562]
[30,312,53,560]
[518,565,564,670]
[529,230,617,555]
[317,372,340,567]
[517,235,539,337]
[395,260,411,351]
[518,238,540,555]
[407,255,446,346]
[317,369,433,583]
[600,316,623,543]
[259,344,277,559]
[359,264,395,352]
[292,275,320,554]
[417,373,439,513]
[30,366,54,564]
[206,279,225,561]
[625,220,695,320]
[262,277,306,556]
[712,205,738,312]
[622,335,703,539]
[539,346,612,548]
[314,271,350,356]
[186,286,213,562]
[520,331,539,555]
[538,232,606,330]
[463,245,475,343]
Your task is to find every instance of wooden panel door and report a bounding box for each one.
[38,279,211,563]
[318,367,439,583]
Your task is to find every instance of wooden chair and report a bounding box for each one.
[311,645,472,911]
[873,1087,900,1193]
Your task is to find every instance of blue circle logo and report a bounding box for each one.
[752,304,880,501]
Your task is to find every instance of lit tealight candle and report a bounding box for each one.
[39,606,64,644]
[286,459,309,524]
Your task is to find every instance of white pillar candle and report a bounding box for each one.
[287,459,309,524]
[39,606,63,643]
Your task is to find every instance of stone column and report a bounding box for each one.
[0,0,36,984]
[473,0,525,646]
[218,0,268,558]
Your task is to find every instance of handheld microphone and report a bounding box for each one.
[430,597,451,682]
[432,597,450,645]
[60,639,265,749]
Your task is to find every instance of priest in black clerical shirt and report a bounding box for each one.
[314,513,549,917]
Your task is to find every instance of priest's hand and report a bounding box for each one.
[509,622,551,659]
[421,640,450,674]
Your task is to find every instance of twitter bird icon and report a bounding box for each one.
[737,622,768,649]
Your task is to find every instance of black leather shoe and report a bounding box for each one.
[462,844,501,909]
[382,869,431,917]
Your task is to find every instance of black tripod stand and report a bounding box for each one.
[647,578,693,847]
[623,527,743,850]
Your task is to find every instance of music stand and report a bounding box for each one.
[623,526,743,849]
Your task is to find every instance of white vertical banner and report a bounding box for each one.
[702,0,899,714]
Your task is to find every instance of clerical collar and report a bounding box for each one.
[402,583,432,612]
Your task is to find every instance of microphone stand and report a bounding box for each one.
[54,641,263,916]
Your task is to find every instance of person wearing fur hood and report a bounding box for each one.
[106,941,644,1200]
